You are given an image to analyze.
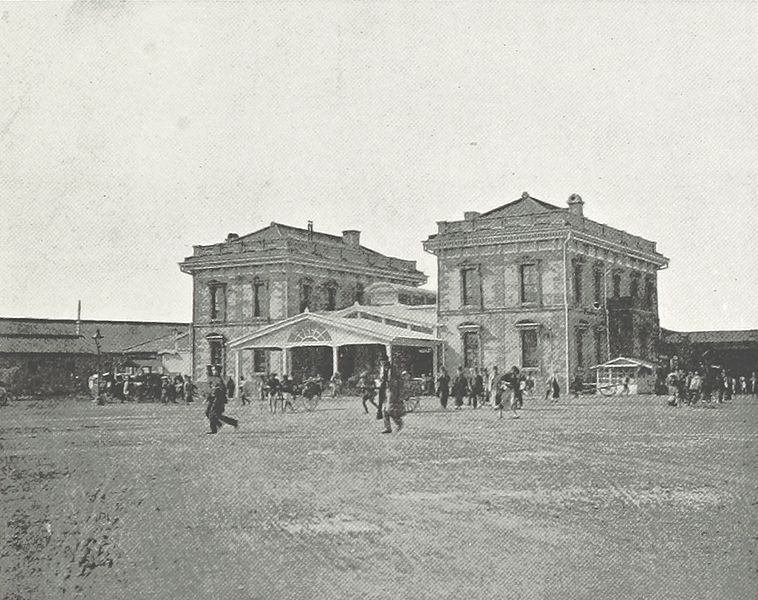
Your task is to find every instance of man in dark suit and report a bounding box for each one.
[207,366,239,434]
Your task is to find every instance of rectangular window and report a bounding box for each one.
[326,285,337,311]
[573,263,583,304]
[576,329,584,367]
[644,277,654,308]
[209,340,223,370]
[462,331,480,368]
[253,349,267,373]
[253,279,265,318]
[300,283,312,312]
[354,283,365,305]
[630,275,640,298]
[209,284,226,322]
[594,268,603,305]
[595,330,603,365]
[520,329,538,368]
[520,264,539,304]
[461,268,482,308]
[612,273,621,297]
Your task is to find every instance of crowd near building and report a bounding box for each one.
[2,191,756,397]
[179,192,676,395]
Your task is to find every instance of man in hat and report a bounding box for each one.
[376,355,392,420]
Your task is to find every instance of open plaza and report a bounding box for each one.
[1,392,756,599]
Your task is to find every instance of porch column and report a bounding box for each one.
[385,344,392,362]
[234,349,241,399]
[282,347,289,376]
[332,346,339,375]
[432,344,439,374]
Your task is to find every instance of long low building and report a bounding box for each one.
[660,328,758,379]
[0,317,188,395]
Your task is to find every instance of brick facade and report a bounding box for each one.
[181,223,427,381]
[424,193,668,391]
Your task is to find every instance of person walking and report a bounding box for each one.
[207,372,239,434]
[471,368,484,409]
[358,371,377,414]
[436,367,450,410]
[381,370,408,434]
[182,376,195,404]
[545,373,560,402]
[750,372,757,398]
[376,355,392,421]
[452,366,468,410]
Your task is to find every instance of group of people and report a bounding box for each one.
[434,365,545,418]
[666,367,758,406]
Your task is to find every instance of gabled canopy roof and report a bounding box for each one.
[228,310,440,351]
[590,357,657,370]
[334,303,437,328]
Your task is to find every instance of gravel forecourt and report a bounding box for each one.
[1,394,757,599]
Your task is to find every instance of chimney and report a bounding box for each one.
[567,193,584,217]
[307,220,314,240]
[225,232,239,242]
[76,300,81,336]
[342,230,361,247]
[463,211,480,221]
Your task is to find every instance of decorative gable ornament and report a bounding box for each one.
[288,322,332,344]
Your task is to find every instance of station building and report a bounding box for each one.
[423,192,669,391]
[179,222,436,382]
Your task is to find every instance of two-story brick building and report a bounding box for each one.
[423,192,669,391]
[179,221,429,381]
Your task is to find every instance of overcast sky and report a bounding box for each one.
[1,1,756,331]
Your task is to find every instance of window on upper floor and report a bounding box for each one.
[209,283,226,322]
[519,264,539,304]
[300,279,313,313]
[354,283,365,305]
[644,276,654,308]
[573,262,584,304]
[325,282,338,311]
[252,277,266,318]
[593,267,603,305]
[630,274,640,298]
[612,273,622,298]
[460,267,482,308]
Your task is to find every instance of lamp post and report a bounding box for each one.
[92,328,104,405]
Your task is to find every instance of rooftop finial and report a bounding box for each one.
[521,191,530,199]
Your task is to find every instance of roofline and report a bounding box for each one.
[228,310,440,349]
[478,195,563,218]
[0,316,188,326]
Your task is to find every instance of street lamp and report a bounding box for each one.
[92,328,104,405]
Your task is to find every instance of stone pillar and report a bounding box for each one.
[234,349,241,399]
[332,346,339,376]
[281,347,289,376]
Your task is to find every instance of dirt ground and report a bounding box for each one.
[1,392,757,600]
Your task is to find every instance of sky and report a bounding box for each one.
[1,1,756,331]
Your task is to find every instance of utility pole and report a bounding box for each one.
[92,328,104,405]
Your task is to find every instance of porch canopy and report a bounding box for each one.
[227,309,441,394]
